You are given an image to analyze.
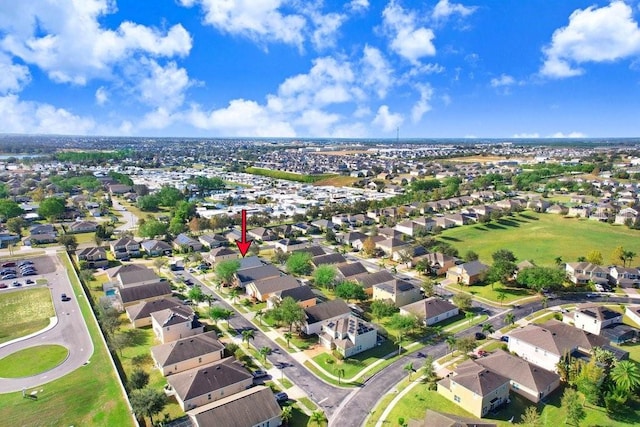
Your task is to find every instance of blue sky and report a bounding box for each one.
[1,0,640,139]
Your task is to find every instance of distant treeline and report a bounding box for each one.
[55,149,132,164]
[245,167,336,183]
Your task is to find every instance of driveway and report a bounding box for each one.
[112,198,138,232]
[0,254,94,393]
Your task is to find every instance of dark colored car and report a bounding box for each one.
[25,279,34,284]
[500,336,509,342]
[1,262,16,268]
[252,370,268,378]
[22,271,37,276]
[61,293,71,302]
[475,332,486,340]
[17,261,33,266]
[0,283,7,289]
[274,392,288,402]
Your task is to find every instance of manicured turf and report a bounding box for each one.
[0,253,133,427]
[438,212,640,266]
[0,345,68,378]
[313,340,397,379]
[447,282,536,305]
[0,287,54,344]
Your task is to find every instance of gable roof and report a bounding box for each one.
[250,275,300,295]
[400,297,458,319]
[118,282,172,304]
[104,263,148,279]
[151,305,196,327]
[312,253,347,266]
[167,357,252,400]
[295,245,327,257]
[508,320,608,356]
[408,410,497,427]
[575,305,622,322]
[125,297,184,321]
[276,285,316,302]
[374,279,417,294]
[353,270,395,289]
[446,359,510,396]
[117,267,159,286]
[189,386,281,427]
[237,256,266,270]
[305,299,350,324]
[151,331,223,367]
[140,239,172,251]
[209,247,237,257]
[236,264,281,285]
[335,262,368,278]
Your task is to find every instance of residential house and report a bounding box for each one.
[376,237,411,259]
[0,233,19,248]
[413,252,458,276]
[113,266,160,288]
[507,320,609,372]
[353,270,395,295]
[394,219,425,237]
[338,231,367,246]
[437,359,510,418]
[174,233,204,252]
[625,305,640,327]
[268,285,317,309]
[30,224,56,236]
[311,219,335,231]
[445,261,489,285]
[23,233,57,245]
[615,207,638,225]
[246,274,300,302]
[335,262,369,280]
[247,227,275,242]
[76,246,109,268]
[117,282,173,308]
[234,264,282,288]
[198,234,227,249]
[187,385,282,427]
[151,306,205,344]
[569,305,623,335]
[609,266,640,288]
[140,239,173,257]
[319,315,377,357]
[273,238,307,253]
[565,262,609,286]
[408,410,497,427]
[125,297,185,327]
[108,184,132,195]
[474,350,560,403]
[110,237,141,259]
[400,297,459,326]
[207,247,239,264]
[372,279,421,308]
[311,253,346,267]
[295,246,326,257]
[68,220,98,233]
[167,357,253,411]
[303,299,351,335]
[151,331,224,376]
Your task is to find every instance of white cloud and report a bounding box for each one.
[311,12,346,50]
[95,86,108,105]
[347,0,369,13]
[0,53,30,93]
[541,1,640,78]
[181,0,306,49]
[549,131,586,138]
[490,74,515,87]
[0,94,95,135]
[372,105,403,132]
[411,83,434,122]
[135,60,192,110]
[0,0,192,85]
[432,0,477,21]
[512,133,540,138]
[441,93,452,106]
[382,1,436,64]
[185,99,296,137]
[295,109,341,136]
[361,45,394,98]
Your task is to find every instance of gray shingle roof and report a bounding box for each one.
[118,282,172,304]
[335,262,368,278]
[508,320,608,356]
[151,331,223,367]
[400,297,458,320]
[167,357,252,400]
[125,297,184,321]
[304,299,350,324]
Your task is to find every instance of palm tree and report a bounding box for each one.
[335,367,345,385]
[465,311,475,324]
[445,336,457,356]
[284,332,293,349]
[281,406,293,426]
[310,410,327,426]
[496,290,507,306]
[259,346,271,362]
[242,329,255,348]
[481,323,495,336]
[611,360,640,392]
[255,309,264,326]
[403,362,415,380]
[229,288,240,304]
[541,296,549,309]
[504,312,515,326]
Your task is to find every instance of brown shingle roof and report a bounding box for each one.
[125,297,184,321]
[335,262,368,278]
[251,275,300,295]
[408,409,497,427]
[118,282,172,304]
[151,331,223,367]
[446,359,509,396]
[400,297,458,320]
[304,299,350,324]
[508,319,608,356]
[168,357,252,401]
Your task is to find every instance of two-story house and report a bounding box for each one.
[565,262,609,286]
[373,279,422,308]
[445,261,489,285]
[570,305,623,335]
[125,297,184,327]
[609,266,640,288]
[151,331,224,376]
[319,315,377,357]
[303,299,351,335]
[76,246,109,268]
[110,237,140,259]
[151,306,205,344]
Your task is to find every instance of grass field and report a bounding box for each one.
[438,212,640,266]
[447,282,536,305]
[0,345,68,378]
[245,167,337,183]
[0,253,133,427]
[312,175,359,187]
[0,287,54,344]
[313,340,397,380]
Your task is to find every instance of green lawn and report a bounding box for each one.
[443,313,488,334]
[0,345,68,378]
[0,287,54,344]
[313,340,397,380]
[438,212,640,266]
[447,282,536,305]
[0,253,133,427]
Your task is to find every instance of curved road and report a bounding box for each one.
[0,255,93,393]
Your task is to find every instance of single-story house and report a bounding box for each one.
[234,264,282,288]
[174,233,204,252]
[198,234,227,249]
[335,262,369,280]
[207,247,238,264]
[311,253,346,267]
[273,238,307,253]
[76,246,109,268]
[268,285,317,309]
[246,274,300,302]
[140,239,173,257]
[151,331,224,376]
[117,281,173,308]
[352,270,395,295]
[400,297,459,326]
[408,410,497,427]
[68,220,98,233]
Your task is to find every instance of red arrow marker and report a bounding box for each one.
[235,209,252,257]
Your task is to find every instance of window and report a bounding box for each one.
[207,393,211,400]
[454,395,461,403]
[198,357,202,363]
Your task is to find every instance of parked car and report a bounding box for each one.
[0,283,7,289]
[1,262,16,268]
[17,261,33,266]
[475,332,486,340]
[2,274,16,280]
[61,293,71,302]
[252,370,268,379]
[22,271,37,276]
[500,336,509,342]
[25,279,34,284]
[12,281,21,287]
[274,392,288,402]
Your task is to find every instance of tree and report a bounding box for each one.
[38,197,66,222]
[188,286,205,303]
[58,235,78,251]
[611,246,625,266]
[130,387,167,426]
[313,265,337,289]
[516,266,565,292]
[561,388,586,426]
[455,336,477,355]
[129,369,150,390]
[109,331,133,357]
[388,313,418,352]
[209,307,232,325]
[370,299,398,322]
[488,249,517,283]
[335,367,345,385]
[272,248,290,264]
[403,362,415,380]
[137,217,169,238]
[465,311,475,324]
[611,360,640,392]
[520,406,542,427]
[452,293,472,311]
[242,329,255,348]
[97,304,121,336]
[259,346,271,362]
[586,250,603,265]
[284,332,293,348]
[286,252,312,276]
[504,312,515,326]
[496,289,507,306]
[445,336,457,355]
[481,323,495,335]
[335,281,367,302]
[229,287,240,304]
[421,279,435,297]
[310,410,327,427]
[5,217,26,235]
[255,309,265,326]
[0,200,24,221]
[281,406,293,426]
[493,249,517,264]
[137,194,160,211]
[157,185,184,207]
[215,259,241,285]
[362,237,377,257]
[463,250,479,262]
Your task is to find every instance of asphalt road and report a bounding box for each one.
[0,254,93,393]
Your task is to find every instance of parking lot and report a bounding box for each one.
[0,255,56,289]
